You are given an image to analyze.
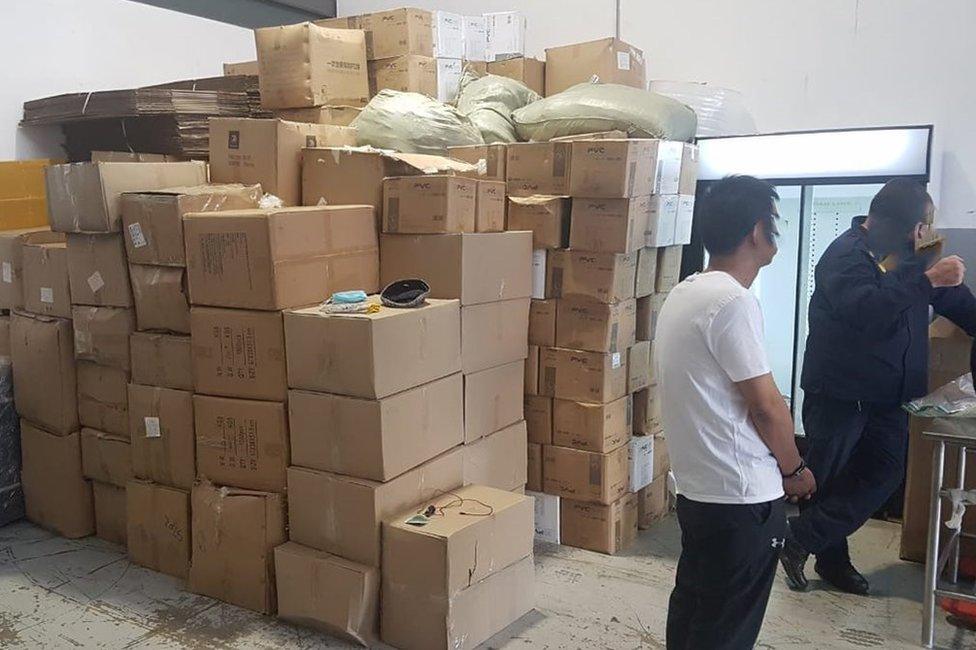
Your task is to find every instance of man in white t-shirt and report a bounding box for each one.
[657,175,816,649]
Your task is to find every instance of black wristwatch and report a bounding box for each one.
[782,461,807,479]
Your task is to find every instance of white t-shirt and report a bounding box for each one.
[656,271,784,504]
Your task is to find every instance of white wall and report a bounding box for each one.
[339,0,976,228]
[4,0,256,160]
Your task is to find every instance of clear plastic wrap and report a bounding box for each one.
[648,80,758,138]
[0,358,25,526]
[351,89,484,155]
[905,374,976,418]
[455,70,541,144]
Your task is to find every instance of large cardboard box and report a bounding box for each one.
[527,442,542,492]
[185,205,378,310]
[556,297,636,354]
[80,427,133,487]
[546,250,637,303]
[529,298,557,347]
[127,480,191,578]
[462,15,487,62]
[318,8,434,60]
[45,161,208,233]
[560,493,637,555]
[0,228,62,310]
[129,265,190,333]
[656,245,683,293]
[540,347,628,403]
[568,140,657,198]
[653,434,670,478]
[72,306,135,371]
[570,196,649,253]
[10,312,78,434]
[637,292,668,341]
[128,383,195,490]
[93,481,127,546]
[475,180,506,233]
[464,362,523,444]
[275,541,380,646]
[628,339,653,393]
[633,385,663,436]
[675,195,695,246]
[679,143,699,195]
[487,56,545,96]
[383,175,477,234]
[485,10,526,62]
[446,144,506,181]
[432,10,464,58]
[545,37,645,96]
[121,185,262,266]
[255,23,368,109]
[381,485,533,650]
[435,57,463,103]
[380,231,532,305]
[525,395,553,445]
[21,422,93,538]
[543,443,629,505]
[368,54,437,97]
[637,473,669,529]
[553,396,632,454]
[77,361,129,437]
[275,105,362,126]
[188,481,286,614]
[461,298,529,374]
[507,196,570,249]
[0,159,58,230]
[629,434,655,492]
[287,446,463,567]
[65,233,132,307]
[524,344,540,395]
[21,240,71,318]
[506,142,572,197]
[130,332,192,390]
[285,297,459,399]
[289,373,462,481]
[635,247,658,298]
[462,420,528,492]
[646,195,679,247]
[223,60,259,75]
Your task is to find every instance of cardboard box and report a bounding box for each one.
[645,195,679,247]
[275,542,380,646]
[87,152,180,164]
[487,56,545,96]
[462,15,487,61]
[380,231,531,306]
[368,54,438,97]
[568,139,657,198]
[524,344,540,395]
[21,240,71,318]
[545,37,646,96]
[637,473,669,529]
[274,105,362,126]
[556,297,636,354]
[21,422,93,537]
[72,306,135,371]
[129,265,190,333]
[656,245,683,293]
[653,434,670,478]
[507,196,570,249]
[464,361,523,443]
[121,185,262,266]
[560,493,637,554]
[436,58,463,103]
[525,395,553,445]
[462,420,527,492]
[185,205,378,310]
[287,446,463,567]
[10,312,78,434]
[446,144,506,181]
[288,373,463,481]
[531,249,547,299]
[0,315,9,357]
[80,427,133,487]
[0,159,58,231]
[383,175,477,234]
[65,233,132,307]
[635,247,658,298]
[255,23,368,109]
[223,60,259,75]
[93,481,127,546]
[629,435,654,492]
[628,339,653,392]
[636,292,668,341]
[485,11,526,62]
[543,443,628,505]
[0,228,62,310]
[433,11,464,58]
[570,197,649,254]
[506,142,572,197]
[188,481,286,614]
[77,361,129,437]
[285,297,460,399]
[527,442,542,492]
[319,8,433,60]
[475,180,506,232]
[128,382,195,489]
[127,479,190,578]
[194,395,288,493]
[679,144,699,195]
[633,386,663,436]
[547,250,637,304]
[528,489,560,544]
[130,332,192,390]
[461,298,529,374]
[655,141,685,196]
[529,298,557,347]
[540,346,628,403]
[553,396,631,454]
[675,195,695,246]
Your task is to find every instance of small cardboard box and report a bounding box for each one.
[128,383,195,489]
[368,54,438,97]
[654,141,685,195]
[380,231,532,306]
[675,195,695,246]
[275,105,362,126]
[524,344,540,395]
[275,541,380,646]
[77,361,129,437]
[543,443,629,505]
[184,205,378,310]
[545,37,646,96]
[21,240,71,318]
[80,427,133,488]
[531,249,547,299]
[528,489,560,544]
[72,306,136,371]
[656,245,683,293]
[475,180,506,232]
[93,481,127,546]
[653,434,670,479]
[527,442,542,492]
[525,395,553,445]
[556,296,637,354]
[318,8,433,60]
[553,395,632,453]
[507,196,570,249]
[0,315,9,357]
[529,298,557,347]
[436,58,463,102]
[635,247,658,298]
[464,361,523,444]
[461,298,529,374]
[462,15,487,62]
[568,139,657,198]
[560,492,637,554]
[433,10,464,58]
[487,56,545,96]
[485,10,526,62]
[547,250,637,303]
[637,473,669,529]
[462,420,528,492]
[127,479,190,579]
[130,332,192,390]
[288,373,463,481]
[446,144,506,181]
[287,446,463,567]
[381,485,533,650]
[0,159,59,231]
[65,233,132,307]
[45,161,208,233]
[129,265,190,333]
[540,347,628,403]
[629,435,655,492]
[628,339,653,392]
[194,395,288,493]
[506,142,572,197]
[188,481,286,614]
[637,293,668,341]
[383,175,477,234]
[0,228,62,310]
[121,184,262,266]
[646,195,679,248]
[10,312,78,434]
[255,23,368,109]
[570,196,649,253]
[679,143,699,195]
[21,422,93,538]
[633,386,663,436]
[285,298,460,399]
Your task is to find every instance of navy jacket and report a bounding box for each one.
[801,216,976,404]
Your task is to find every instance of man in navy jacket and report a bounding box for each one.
[780,179,976,595]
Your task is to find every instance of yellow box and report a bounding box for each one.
[0,159,59,230]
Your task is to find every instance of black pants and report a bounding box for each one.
[791,394,908,566]
[666,495,785,650]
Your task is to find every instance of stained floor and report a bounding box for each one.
[0,516,973,649]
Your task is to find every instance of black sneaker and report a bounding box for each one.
[779,518,809,591]
[815,560,870,595]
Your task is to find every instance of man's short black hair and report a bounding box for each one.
[869,179,932,233]
[699,175,779,256]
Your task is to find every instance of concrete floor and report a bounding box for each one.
[0,516,973,649]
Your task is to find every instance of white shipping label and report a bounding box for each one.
[128,222,148,248]
[144,416,161,438]
[39,287,54,303]
[617,51,631,71]
[612,352,622,369]
[87,271,105,293]
[1,262,11,283]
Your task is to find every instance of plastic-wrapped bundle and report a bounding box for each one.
[648,80,757,138]
[352,89,484,155]
[0,358,24,526]
[455,70,541,144]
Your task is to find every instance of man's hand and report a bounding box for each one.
[926,255,966,288]
[784,468,817,503]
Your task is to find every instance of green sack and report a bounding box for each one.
[352,89,484,155]
[455,70,541,144]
